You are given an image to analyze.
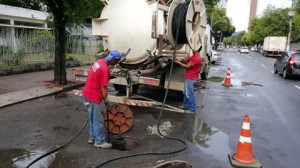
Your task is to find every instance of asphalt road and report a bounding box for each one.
[202,48,300,168]
[1,49,300,168]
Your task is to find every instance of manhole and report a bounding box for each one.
[104,104,133,134]
[153,160,192,168]
[110,135,139,151]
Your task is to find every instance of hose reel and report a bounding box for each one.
[167,0,205,50]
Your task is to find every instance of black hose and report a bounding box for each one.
[96,2,190,167]
[172,1,189,44]
[26,119,88,168]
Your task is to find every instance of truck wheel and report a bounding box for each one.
[201,72,208,80]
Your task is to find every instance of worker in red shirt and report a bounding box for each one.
[82,50,121,148]
[176,49,202,113]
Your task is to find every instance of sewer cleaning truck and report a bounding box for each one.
[75,0,211,93]
[72,0,211,133]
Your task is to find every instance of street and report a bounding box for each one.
[1,48,300,168]
[201,48,300,168]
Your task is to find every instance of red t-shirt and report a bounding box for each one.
[82,59,110,103]
[184,52,202,80]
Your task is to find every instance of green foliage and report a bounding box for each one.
[292,15,300,42]
[240,33,252,46]
[203,0,221,19]
[223,37,233,46]
[0,45,12,54]
[296,0,300,13]
[0,0,42,10]
[210,8,236,42]
[248,6,300,44]
[40,0,103,26]
[232,31,246,46]
[0,48,25,65]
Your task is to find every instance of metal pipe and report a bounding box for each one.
[137,64,161,76]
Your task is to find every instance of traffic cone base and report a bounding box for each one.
[228,114,262,168]
[223,67,233,87]
[222,83,233,87]
[228,153,262,168]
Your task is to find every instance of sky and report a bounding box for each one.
[227,0,293,32]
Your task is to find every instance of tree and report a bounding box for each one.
[240,33,252,46]
[236,31,246,46]
[40,0,103,85]
[1,0,103,85]
[223,37,233,46]
[210,8,236,44]
[203,0,221,18]
[248,6,300,44]
[0,0,41,10]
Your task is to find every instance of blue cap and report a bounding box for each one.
[105,50,122,62]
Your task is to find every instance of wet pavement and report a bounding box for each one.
[1,49,300,167]
[0,67,229,167]
[0,92,229,168]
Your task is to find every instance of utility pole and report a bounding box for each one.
[286,11,296,52]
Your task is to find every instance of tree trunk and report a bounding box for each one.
[53,8,67,85]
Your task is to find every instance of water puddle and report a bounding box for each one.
[192,118,232,162]
[0,148,56,168]
[208,76,224,82]
[208,76,263,87]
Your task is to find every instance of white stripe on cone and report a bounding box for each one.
[239,135,252,143]
[242,122,250,130]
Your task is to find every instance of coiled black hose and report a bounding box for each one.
[172,1,189,44]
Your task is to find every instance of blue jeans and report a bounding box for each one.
[82,97,106,144]
[183,79,196,112]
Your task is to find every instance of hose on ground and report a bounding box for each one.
[26,119,88,168]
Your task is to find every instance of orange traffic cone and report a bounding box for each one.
[222,67,232,87]
[228,114,262,168]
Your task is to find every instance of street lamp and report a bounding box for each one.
[286,11,296,51]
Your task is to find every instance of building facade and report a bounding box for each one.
[248,0,258,31]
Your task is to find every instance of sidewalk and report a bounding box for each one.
[0,68,85,108]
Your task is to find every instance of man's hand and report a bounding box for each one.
[174,58,181,64]
[103,99,111,107]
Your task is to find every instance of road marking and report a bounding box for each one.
[271,71,274,73]
[295,85,300,90]
[254,60,258,62]
[261,64,266,68]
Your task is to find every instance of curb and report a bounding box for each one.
[0,81,84,108]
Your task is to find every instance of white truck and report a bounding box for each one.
[72,0,212,134]
[72,0,211,133]
[74,0,211,96]
[263,36,287,57]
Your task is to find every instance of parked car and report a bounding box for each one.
[240,47,249,54]
[274,51,300,79]
[211,50,222,64]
